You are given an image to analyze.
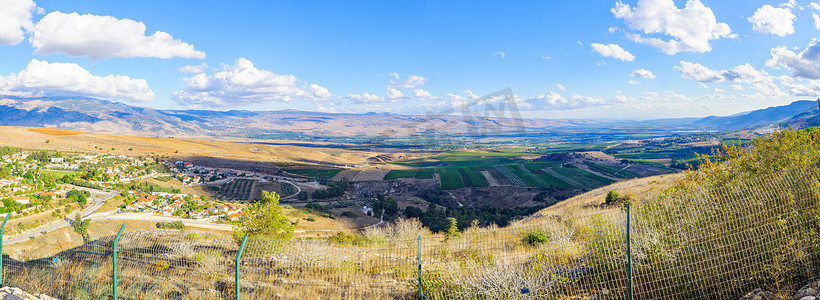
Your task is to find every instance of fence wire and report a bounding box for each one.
[1,167,819,299]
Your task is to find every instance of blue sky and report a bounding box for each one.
[2,0,820,119]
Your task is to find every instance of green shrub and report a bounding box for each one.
[604,190,620,205]
[524,230,548,246]
[305,216,316,222]
[156,221,185,230]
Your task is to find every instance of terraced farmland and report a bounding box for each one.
[382,169,438,180]
[352,169,390,182]
[586,162,639,179]
[332,169,361,181]
[218,178,257,201]
[539,167,614,189]
[493,165,526,186]
[439,168,466,190]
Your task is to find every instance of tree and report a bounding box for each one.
[383,197,398,221]
[444,217,460,241]
[605,190,620,205]
[67,189,89,206]
[233,191,295,247]
[72,213,90,242]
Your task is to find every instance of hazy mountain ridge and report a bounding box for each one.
[0,96,817,139]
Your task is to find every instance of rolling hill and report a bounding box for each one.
[0,96,818,141]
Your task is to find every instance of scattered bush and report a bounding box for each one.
[604,190,620,205]
[524,231,548,246]
[156,221,186,230]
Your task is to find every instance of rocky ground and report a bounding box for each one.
[740,281,820,300]
[0,287,57,300]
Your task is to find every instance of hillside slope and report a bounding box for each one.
[0,126,376,166]
[3,96,818,140]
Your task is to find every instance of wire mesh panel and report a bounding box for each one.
[4,220,123,299]
[1,167,820,299]
[239,236,418,299]
[419,210,628,299]
[631,167,820,299]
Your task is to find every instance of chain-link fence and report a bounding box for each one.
[1,167,819,299]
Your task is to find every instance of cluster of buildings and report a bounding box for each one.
[64,153,156,182]
[2,152,38,170]
[165,160,235,185]
[119,190,244,220]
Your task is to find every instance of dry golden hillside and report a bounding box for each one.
[0,126,377,166]
[517,172,683,224]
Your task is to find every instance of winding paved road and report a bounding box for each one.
[4,185,117,245]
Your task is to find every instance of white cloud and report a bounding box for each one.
[782,0,797,9]
[495,51,506,59]
[590,43,635,61]
[0,59,155,102]
[766,40,820,79]
[813,13,820,30]
[173,58,331,108]
[675,61,770,83]
[0,0,36,45]
[555,83,566,91]
[675,61,723,82]
[730,84,745,90]
[747,4,795,36]
[413,89,437,99]
[811,2,820,10]
[631,68,656,78]
[31,11,205,60]
[519,92,633,111]
[628,80,643,85]
[541,55,551,60]
[777,75,820,96]
[177,63,210,74]
[612,0,732,55]
[345,93,380,104]
[389,74,426,89]
[386,88,403,100]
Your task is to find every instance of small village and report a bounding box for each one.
[118,190,246,221]
[0,148,250,224]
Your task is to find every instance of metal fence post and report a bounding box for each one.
[418,235,427,300]
[626,203,633,300]
[236,235,248,300]
[0,212,9,287]
[112,224,125,300]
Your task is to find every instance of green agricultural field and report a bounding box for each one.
[439,168,465,190]
[506,165,546,187]
[541,167,614,190]
[458,167,489,187]
[415,169,435,179]
[383,170,417,180]
[586,162,639,179]
[393,151,525,168]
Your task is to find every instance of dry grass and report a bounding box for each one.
[1,126,378,166]
[25,127,84,136]
[6,220,232,260]
[519,173,682,222]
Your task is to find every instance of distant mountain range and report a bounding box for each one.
[0,96,817,141]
